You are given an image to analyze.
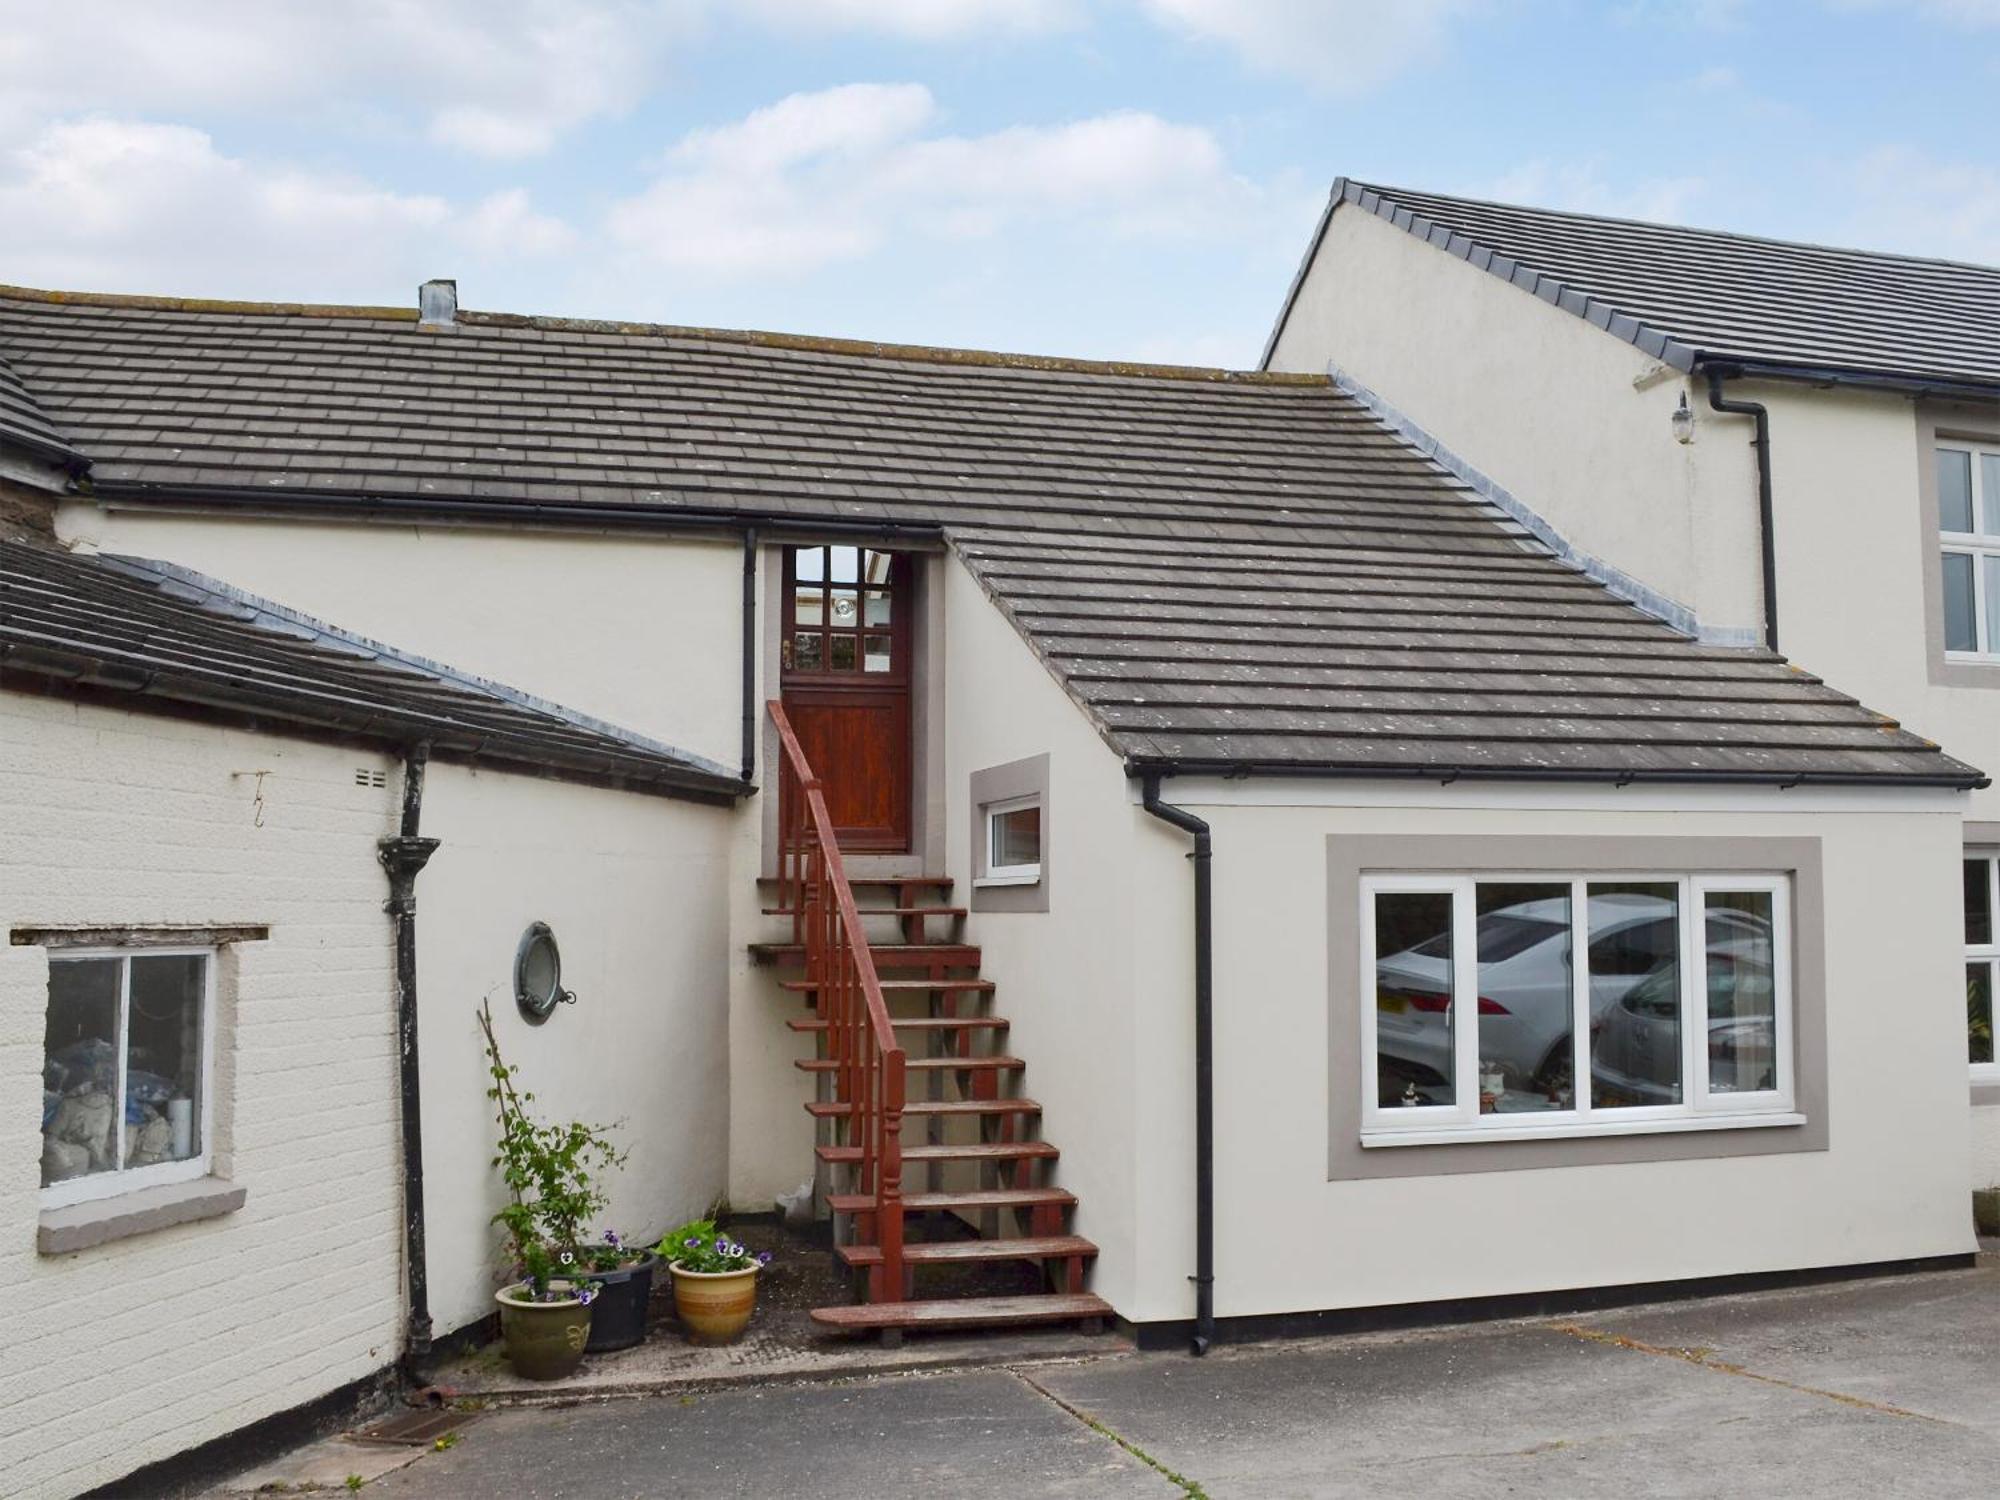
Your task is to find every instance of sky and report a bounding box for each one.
[0,1,1995,367]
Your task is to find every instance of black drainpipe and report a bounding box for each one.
[379,744,442,1366]
[1139,772,1215,1356]
[741,527,759,784]
[1705,367,1780,653]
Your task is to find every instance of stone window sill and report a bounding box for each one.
[38,1177,246,1254]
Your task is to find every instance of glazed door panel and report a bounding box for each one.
[780,545,912,852]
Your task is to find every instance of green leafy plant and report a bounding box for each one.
[655,1217,771,1274]
[479,1000,627,1299]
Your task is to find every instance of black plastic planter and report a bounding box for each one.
[578,1253,658,1353]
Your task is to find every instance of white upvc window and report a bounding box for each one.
[1359,873,1796,1146]
[1963,852,2000,1085]
[978,794,1043,886]
[1938,442,2000,658]
[40,948,216,1208]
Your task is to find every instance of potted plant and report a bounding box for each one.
[480,1001,625,1379]
[571,1230,659,1353]
[657,1218,771,1344]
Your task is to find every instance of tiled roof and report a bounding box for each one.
[0,285,1982,787]
[0,349,82,469]
[0,537,745,801]
[1267,178,2000,392]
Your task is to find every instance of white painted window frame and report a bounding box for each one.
[976,793,1043,887]
[1966,849,2000,1087]
[1938,441,2000,660]
[40,946,218,1209]
[1359,872,1797,1147]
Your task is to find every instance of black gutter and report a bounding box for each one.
[1692,357,2000,407]
[1139,771,1215,1357]
[741,527,758,784]
[1705,367,1780,654]
[379,745,442,1369]
[1124,757,1987,791]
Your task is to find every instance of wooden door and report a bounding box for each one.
[780,545,913,852]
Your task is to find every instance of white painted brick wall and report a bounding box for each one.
[0,694,404,1500]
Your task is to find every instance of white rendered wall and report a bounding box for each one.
[1266,205,1765,640]
[52,505,744,769]
[1124,783,1974,1323]
[0,692,734,1497]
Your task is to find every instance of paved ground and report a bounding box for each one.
[271,1260,2000,1498]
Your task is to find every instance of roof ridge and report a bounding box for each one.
[0,281,1325,387]
[1347,179,2000,278]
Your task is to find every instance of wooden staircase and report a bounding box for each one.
[755,705,1110,1342]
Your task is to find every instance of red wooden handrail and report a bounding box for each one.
[768,700,905,1301]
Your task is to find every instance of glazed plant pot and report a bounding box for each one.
[495,1280,593,1381]
[578,1252,659,1353]
[669,1262,759,1344]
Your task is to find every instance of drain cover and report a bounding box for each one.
[351,1409,479,1447]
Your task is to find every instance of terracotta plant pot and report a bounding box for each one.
[495,1280,593,1381]
[669,1262,759,1343]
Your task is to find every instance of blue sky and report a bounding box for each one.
[1,1,1995,366]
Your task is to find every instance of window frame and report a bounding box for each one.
[1938,440,2000,660]
[1965,848,2000,1087]
[1358,871,1796,1147]
[40,945,218,1210]
[977,793,1043,887]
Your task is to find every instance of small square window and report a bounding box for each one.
[42,949,215,1207]
[979,797,1042,886]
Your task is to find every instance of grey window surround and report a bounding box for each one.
[969,754,1050,914]
[38,1176,245,1254]
[1327,834,1827,1180]
[1920,403,2000,688]
[1963,821,2000,1106]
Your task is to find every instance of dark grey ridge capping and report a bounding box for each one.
[0,284,1981,787]
[1262,177,2000,397]
[0,538,747,802]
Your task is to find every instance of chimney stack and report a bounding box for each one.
[417,279,457,329]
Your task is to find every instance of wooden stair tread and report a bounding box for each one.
[782,978,995,994]
[810,1294,1111,1331]
[817,1141,1057,1164]
[763,905,966,919]
[838,1235,1097,1268]
[796,1055,1024,1073]
[807,1098,1041,1119]
[789,1016,1008,1032]
[749,942,981,967]
[826,1187,1075,1214]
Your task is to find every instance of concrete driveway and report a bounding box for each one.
[360,1259,2000,1498]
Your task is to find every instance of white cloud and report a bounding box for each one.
[1485,160,1708,224]
[0,118,575,298]
[608,83,1255,277]
[1845,146,2000,263]
[736,0,1078,40]
[1137,0,1479,93]
[1831,0,2000,25]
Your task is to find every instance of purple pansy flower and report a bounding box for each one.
[757,1251,773,1265]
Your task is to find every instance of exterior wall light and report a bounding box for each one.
[1671,391,1696,445]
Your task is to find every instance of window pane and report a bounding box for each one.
[1968,858,1993,946]
[1473,882,1572,1112]
[862,634,893,673]
[1973,963,1996,1066]
[1373,891,1456,1109]
[1983,556,2000,657]
[1940,449,1974,533]
[864,550,893,585]
[793,586,823,627]
[127,955,205,1166]
[1588,882,1682,1108]
[1943,551,1978,652]
[829,634,857,671]
[829,545,859,584]
[1705,891,1778,1094]
[829,588,859,627]
[864,589,892,626]
[1985,455,2000,536]
[42,958,123,1184]
[991,805,1041,869]
[792,632,822,671]
[794,547,824,583]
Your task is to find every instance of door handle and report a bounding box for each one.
[781,638,794,669]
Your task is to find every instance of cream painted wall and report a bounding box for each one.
[1267,205,1765,640]
[1122,784,1973,1323]
[940,553,1147,1315]
[0,690,734,1496]
[53,504,744,768]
